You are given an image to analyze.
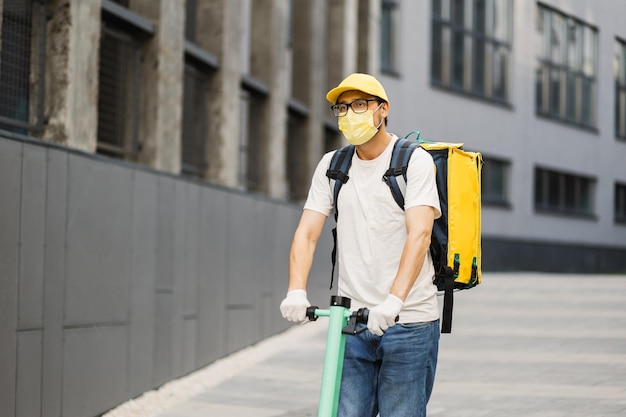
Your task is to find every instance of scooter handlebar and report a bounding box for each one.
[306,306,319,321]
[306,306,398,324]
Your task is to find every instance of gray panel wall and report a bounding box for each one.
[0,136,333,417]
[0,139,21,417]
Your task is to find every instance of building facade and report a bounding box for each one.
[1,1,626,416]
[379,0,626,270]
[2,0,624,273]
[1,0,376,201]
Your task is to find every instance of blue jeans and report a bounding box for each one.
[337,320,439,417]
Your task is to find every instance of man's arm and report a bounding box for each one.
[367,205,435,335]
[389,205,436,300]
[280,209,327,323]
[288,209,327,291]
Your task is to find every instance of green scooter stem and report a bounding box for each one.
[306,298,398,416]
[314,305,350,416]
[307,296,368,417]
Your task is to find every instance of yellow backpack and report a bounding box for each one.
[404,132,483,332]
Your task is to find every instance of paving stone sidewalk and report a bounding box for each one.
[105,273,626,417]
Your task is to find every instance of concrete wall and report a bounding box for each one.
[0,135,333,417]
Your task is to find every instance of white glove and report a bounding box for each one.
[279,289,311,323]
[367,294,403,336]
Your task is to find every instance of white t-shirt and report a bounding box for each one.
[304,134,442,323]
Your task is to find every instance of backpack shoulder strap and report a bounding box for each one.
[326,145,355,220]
[324,145,355,290]
[382,138,420,210]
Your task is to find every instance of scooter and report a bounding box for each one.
[305,295,370,417]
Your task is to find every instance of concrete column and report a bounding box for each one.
[358,0,380,74]
[40,0,100,152]
[326,0,359,91]
[323,0,359,153]
[251,0,289,199]
[292,0,327,181]
[196,0,242,188]
[130,0,185,173]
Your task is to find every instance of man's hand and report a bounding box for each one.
[367,294,403,336]
[279,289,311,323]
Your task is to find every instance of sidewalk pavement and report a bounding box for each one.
[105,273,626,417]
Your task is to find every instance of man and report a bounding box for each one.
[280,73,441,417]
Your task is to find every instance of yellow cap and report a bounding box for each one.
[326,73,389,104]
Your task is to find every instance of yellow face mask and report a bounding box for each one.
[338,103,383,146]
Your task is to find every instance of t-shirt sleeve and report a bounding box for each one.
[303,151,335,217]
[404,148,442,219]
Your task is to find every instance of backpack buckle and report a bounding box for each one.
[326,169,350,184]
[383,167,405,178]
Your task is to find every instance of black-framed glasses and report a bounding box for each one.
[331,99,380,117]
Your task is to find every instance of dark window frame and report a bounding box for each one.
[181,61,210,178]
[615,182,626,224]
[380,0,399,75]
[534,167,596,218]
[535,3,598,129]
[286,106,308,202]
[430,0,513,104]
[185,0,198,42]
[615,37,626,141]
[96,1,153,160]
[181,0,219,179]
[0,0,46,133]
[239,75,269,192]
[481,156,511,207]
[96,24,142,159]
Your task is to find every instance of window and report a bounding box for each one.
[238,0,274,193]
[185,0,197,42]
[616,183,626,224]
[287,107,308,202]
[381,0,398,74]
[180,0,218,178]
[324,123,341,154]
[238,82,267,192]
[535,5,597,128]
[616,38,626,140]
[431,0,513,103]
[97,1,153,159]
[534,167,595,217]
[181,64,208,178]
[0,0,46,133]
[482,157,510,206]
[97,26,141,159]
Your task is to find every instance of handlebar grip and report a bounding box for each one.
[359,308,369,324]
[306,306,318,321]
[355,308,400,324]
